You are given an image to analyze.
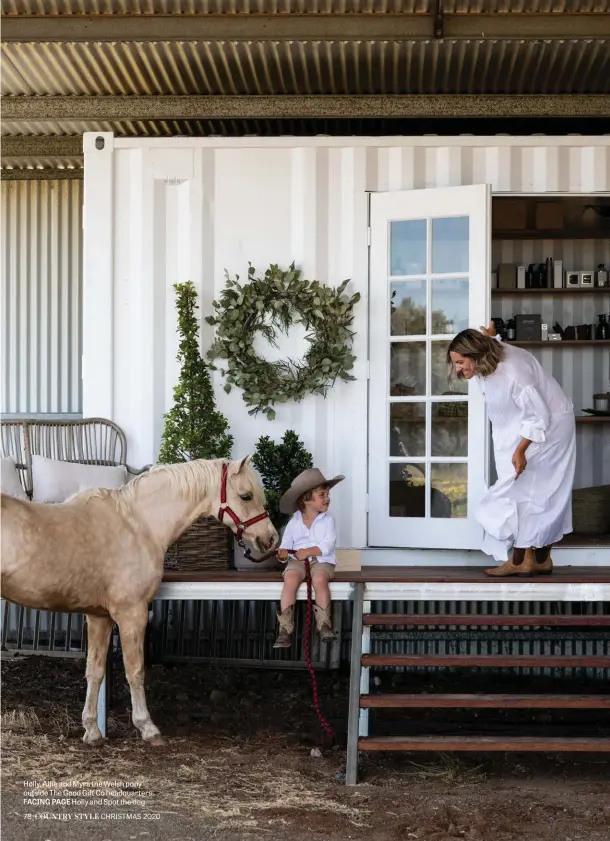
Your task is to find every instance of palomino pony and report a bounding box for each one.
[1,457,278,746]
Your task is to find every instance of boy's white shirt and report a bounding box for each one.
[279,510,337,566]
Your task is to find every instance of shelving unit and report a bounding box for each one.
[491,196,610,539]
[512,340,610,347]
[493,288,610,296]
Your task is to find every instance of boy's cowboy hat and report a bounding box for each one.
[279,468,345,515]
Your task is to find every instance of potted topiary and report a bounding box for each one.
[233,431,313,571]
[159,281,234,572]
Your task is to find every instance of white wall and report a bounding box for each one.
[2,178,82,415]
[83,135,610,549]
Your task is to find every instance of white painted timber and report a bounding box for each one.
[82,134,610,559]
[154,580,610,603]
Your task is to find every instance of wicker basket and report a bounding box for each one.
[164,516,232,573]
[572,485,610,535]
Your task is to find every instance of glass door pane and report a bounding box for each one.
[388,215,470,521]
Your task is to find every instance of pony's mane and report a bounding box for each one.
[69,459,225,514]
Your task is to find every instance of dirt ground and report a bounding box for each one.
[2,655,610,841]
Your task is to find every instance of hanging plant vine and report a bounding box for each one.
[206,263,360,420]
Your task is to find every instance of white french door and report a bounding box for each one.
[368,184,491,549]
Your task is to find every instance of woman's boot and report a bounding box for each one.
[530,546,553,575]
[313,604,336,643]
[273,605,294,649]
[484,548,533,577]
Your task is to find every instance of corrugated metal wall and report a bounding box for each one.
[3,597,608,680]
[1,178,83,415]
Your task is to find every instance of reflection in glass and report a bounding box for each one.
[389,462,426,518]
[390,342,426,396]
[430,463,468,519]
[432,217,469,274]
[431,341,467,396]
[390,281,426,336]
[431,277,469,335]
[431,403,468,457]
[390,402,426,458]
[390,219,427,276]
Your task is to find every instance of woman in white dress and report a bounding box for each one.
[447,325,576,577]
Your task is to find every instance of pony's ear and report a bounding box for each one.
[237,455,251,473]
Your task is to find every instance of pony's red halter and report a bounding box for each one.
[217,463,270,554]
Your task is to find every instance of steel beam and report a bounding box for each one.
[345,583,364,787]
[1,136,83,157]
[3,94,610,122]
[0,168,83,180]
[3,13,609,43]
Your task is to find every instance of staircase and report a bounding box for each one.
[345,583,610,785]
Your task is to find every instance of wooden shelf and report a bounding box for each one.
[511,340,610,347]
[493,287,610,296]
[493,231,610,240]
[576,416,610,424]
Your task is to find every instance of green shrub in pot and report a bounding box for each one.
[252,431,313,533]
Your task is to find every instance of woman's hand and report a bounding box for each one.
[276,548,289,562]
[512,447,527,479]
[480,321,497,338]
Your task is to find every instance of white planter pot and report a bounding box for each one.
[232,538,280,571]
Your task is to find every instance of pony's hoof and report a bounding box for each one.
[83,735,106,748]
[147,734,166,748]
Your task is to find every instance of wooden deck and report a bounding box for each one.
[162,566,610,584]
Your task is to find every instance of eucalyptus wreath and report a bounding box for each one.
[206,263,360,420]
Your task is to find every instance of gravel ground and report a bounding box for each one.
[3,655,610,841]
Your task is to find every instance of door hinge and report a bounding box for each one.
[367,227,371,247]
[366,361,370,379]
[365,493,370,513]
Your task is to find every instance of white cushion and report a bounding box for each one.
[0,457,29,500]
[31,454,128,503]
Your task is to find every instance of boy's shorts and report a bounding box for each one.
[282,558,336,582]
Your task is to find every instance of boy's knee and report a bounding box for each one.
[284,571,302,589]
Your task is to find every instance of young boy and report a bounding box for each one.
[274,468,344,649]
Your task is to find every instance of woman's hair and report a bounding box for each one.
[446,329,505,379]
[297,483,328,512]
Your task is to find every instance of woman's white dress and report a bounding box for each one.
[474,341,576,562]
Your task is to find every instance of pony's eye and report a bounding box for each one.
[240,494,253,502]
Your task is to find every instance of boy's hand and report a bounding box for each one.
[295,549,311,562]
[276,549,289,562]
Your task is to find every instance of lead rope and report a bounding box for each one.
[240,540,334,743]
[303,557,335,744]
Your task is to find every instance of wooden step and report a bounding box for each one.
[363,614,610,627]
[358,735,610,752]
[361,654,610,668]
[361,693,610,709]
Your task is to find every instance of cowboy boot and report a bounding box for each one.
[484,548,536,578]
[313,604,336,643]
[273,605,294,649]
[527,546,554,576]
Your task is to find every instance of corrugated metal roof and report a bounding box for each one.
[3,38,609,97]
[2,1,608,13]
